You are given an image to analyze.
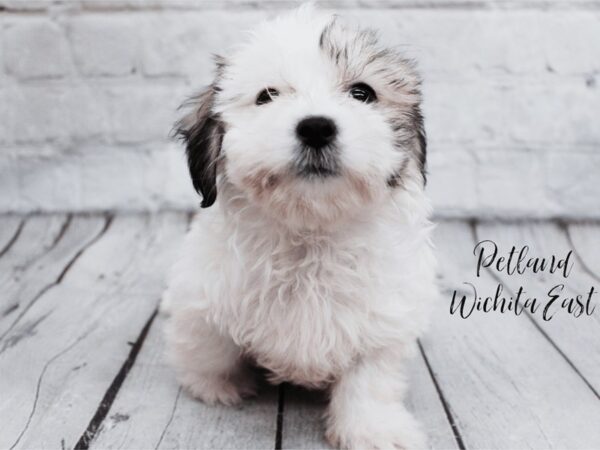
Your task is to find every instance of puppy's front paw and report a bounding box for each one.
[178,370,257,406]
[326,404,426,450]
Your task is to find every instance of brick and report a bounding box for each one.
[140,12,264,79]
[6,81,185,146]
[7,0,590,11]
[0,144,196,212]
[2,6,600,218]
[78,143,196,210]
[361,10,545,78]
[3,19,72,79]
[0,146,83,212]
[1,143,598,219]
[429,147,551,219]
[475,150,548,218]
[429,148,554,219]
[0,26,5,84]
[545,152,600,219]
[428,146,588,219]
[8,84,111,144]
[428,148,478,217]
[136,9,600,80]
[68,16,140,76]
[103,84,187,143]
[540,13,600,75]
[0,90,9,144]
[0,150,20,211]
[423,79,600,148]
[356,10,600,78]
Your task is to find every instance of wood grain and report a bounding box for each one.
[0,214,68,282]
[281,350,460,450]
[405,348,461,450]
[476,221,600,395]
[0,215,107,340]
[1,216,599,449]
[0,213,187,450]
[90,314,280,450]
[0,214,68,321]
[0,216,24,258]
[567,222,600,285]
[423,221,600,449]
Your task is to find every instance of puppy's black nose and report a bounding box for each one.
[296,116,337,149]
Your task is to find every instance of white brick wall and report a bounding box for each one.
[4,19,72,79]
[1,0,599,218]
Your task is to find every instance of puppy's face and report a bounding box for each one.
[177,6,426,228]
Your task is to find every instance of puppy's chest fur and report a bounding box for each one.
[209,219,395,387]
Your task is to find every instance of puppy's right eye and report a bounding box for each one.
[256,88,279,105]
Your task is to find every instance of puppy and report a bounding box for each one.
[163,5,437,449]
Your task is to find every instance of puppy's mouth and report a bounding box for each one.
[294,145,341,179]
[298,164,338,178]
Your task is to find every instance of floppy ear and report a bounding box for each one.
[412,106,427,185]
[174,85,224,208]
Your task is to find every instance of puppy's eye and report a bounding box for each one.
[256,88,279,105]
[349,83,377,103]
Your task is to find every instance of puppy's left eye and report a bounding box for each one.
[349,83,377,103]
[256,88,279,105]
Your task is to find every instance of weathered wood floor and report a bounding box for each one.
[1,213,599,449]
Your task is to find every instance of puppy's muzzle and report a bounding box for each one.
[295,116,340,178]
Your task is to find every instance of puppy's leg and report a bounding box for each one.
[325,347,426,450]
[165,307,256,405]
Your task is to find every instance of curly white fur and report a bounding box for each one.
[163,5,438,449]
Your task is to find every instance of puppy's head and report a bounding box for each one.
[176,5,426,228]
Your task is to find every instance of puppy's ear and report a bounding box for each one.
[412,106,427,184]
[174,85,224,208]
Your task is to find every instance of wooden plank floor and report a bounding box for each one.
[1,213,599,450]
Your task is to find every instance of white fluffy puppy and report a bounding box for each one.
[163,5,437,449]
